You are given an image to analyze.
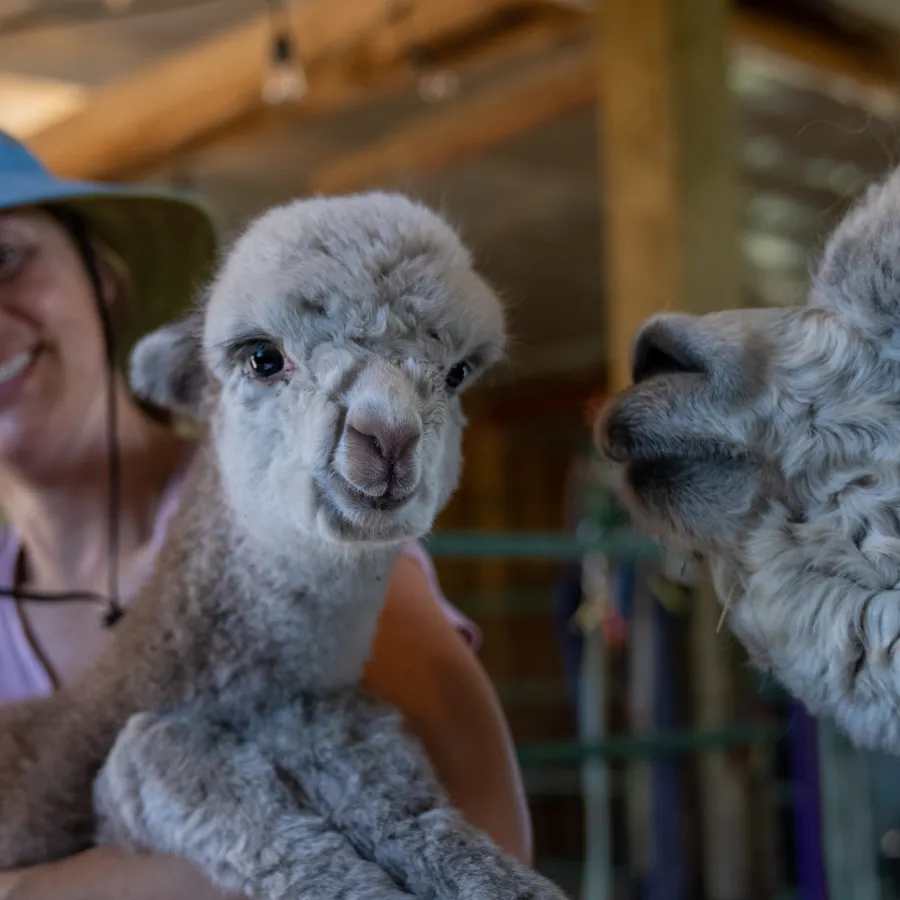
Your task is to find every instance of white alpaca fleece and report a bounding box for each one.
[595,164,900,754]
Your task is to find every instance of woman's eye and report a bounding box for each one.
[0,244,25,280]
[446,361,471,390]
[247,342,285,379]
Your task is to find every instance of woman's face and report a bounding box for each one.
[0,207,112,474]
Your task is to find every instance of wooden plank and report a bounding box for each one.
[25,0,524,180]
[352,0,547,69]
[599,0,743,389]
[541,1,899,92]
[817,720,879,900]
[299,7,588,118]
[733,6,896,92]
[124,8,589,182]
[598,0,680,394]
[311,36,595,194]
[0,71,88,139]
[469,423,511,678]
[597,2,751,900]
[314,0,900,197]
[22,0,900,185]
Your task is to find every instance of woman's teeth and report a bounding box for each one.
[0,351,33,386]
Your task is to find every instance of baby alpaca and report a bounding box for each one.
[595,163,900,756]
[0,192,567,900]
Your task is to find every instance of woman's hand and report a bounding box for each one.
[3,845,244,900]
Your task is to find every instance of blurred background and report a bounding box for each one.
[5,0,900,897]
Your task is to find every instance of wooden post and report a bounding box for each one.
[470,422,511,679]
[599,0,741,391]
[817,720,879,900]
[597,1,750,899]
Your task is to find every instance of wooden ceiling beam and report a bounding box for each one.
[0,71,88,139]
[312,42,595,193]
[537,1,900,91]
[311,33,594,193]
[22,0,900,184]
[25,0,529,181]
[309,0,900,196]
[292,5,584,115]
[733,6,897,91]
[541,1,899,89]
[117,6,586,180]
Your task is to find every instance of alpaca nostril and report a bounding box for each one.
[361,430,385,459]
[631,324,706,384]
[600,405,637,462]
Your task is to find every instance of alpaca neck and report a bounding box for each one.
[235,532,402,693]
[164,446,405,696]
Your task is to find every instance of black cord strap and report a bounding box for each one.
[65,211,124,628]
[0,208,125,628]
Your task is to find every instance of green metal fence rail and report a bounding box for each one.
[423,530,662,560]
[426,526,801,898]
[515,724,784,768]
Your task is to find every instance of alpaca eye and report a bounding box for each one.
[446,361,471,390]
[247,342,285,379]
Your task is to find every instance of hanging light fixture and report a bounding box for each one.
[407,48,459,105]
[417,69,459,104]
[262,0,307,106]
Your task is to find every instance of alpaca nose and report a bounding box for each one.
[348,418,419,467]
[631,317,707,384]
[342,413,421,497]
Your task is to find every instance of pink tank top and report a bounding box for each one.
[0,457,479,707]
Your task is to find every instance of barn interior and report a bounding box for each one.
[4,0,900,897]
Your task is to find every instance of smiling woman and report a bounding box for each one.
[0,131,532,899]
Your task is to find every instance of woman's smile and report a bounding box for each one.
[0,345,41,404]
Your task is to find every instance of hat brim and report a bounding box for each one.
[0,174,219,369]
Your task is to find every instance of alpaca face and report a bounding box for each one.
[134,192,505,548]
[596,167,900,752]
[597,303,900,555]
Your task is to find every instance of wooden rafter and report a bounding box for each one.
[0,72,88,138]
[309,0,900,196]
[17,0,900,185]
[598,0,754,894]
[24,0,530,180]
[733,6,897,91]
[312,34,595,193]
[289,4,584,115]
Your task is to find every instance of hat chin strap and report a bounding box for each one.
[0,207,124,629]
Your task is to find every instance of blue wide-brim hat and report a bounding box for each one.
[0,130,219,368]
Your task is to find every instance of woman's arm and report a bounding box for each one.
[4,846,243,900]
[363,552,533,865]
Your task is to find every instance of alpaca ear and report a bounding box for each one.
[811,167,900,349]
[129,313,210,421]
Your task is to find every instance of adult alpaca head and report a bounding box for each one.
[595,165,900,754]
[130,191,506,553]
